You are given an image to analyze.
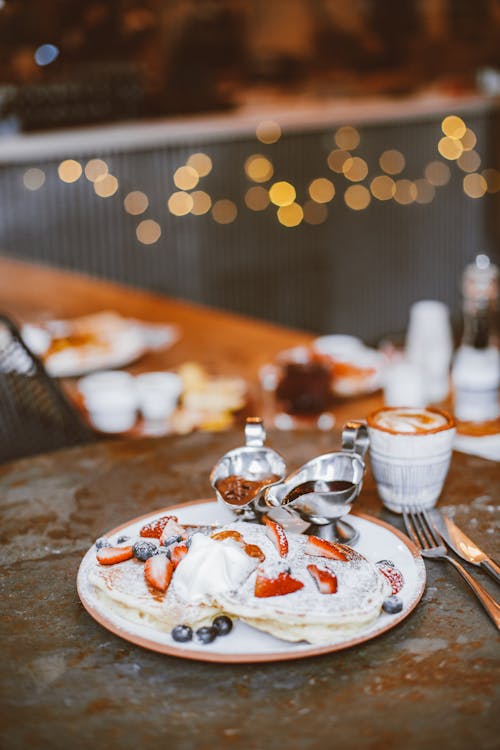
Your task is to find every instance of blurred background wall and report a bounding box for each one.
[0,0,499,341]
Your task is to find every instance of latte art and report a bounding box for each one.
[367,406,455,512]
[370,407,452,434]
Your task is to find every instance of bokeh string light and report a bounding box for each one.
[256,120,281,144]
[168,191,193,216]
[245,186,270,211]
[186,153,212,177]
[29,114,497,238]
[245,155,274,183]
[212,199,237,224]
[136,219,161,244]
[84,159,108,182]
[124,191,149,215]
[23,168,45,191]
[308,178,335,203]
[190,190,212,215]
[94,174,118,198]
[277,203,303,227]
[269,181,296,207]
[303,201,328,225]
[174,166,199,191]
[58,159,82,183]
[379,150,405,175]
[334,126,360,150]
[370,175,396,201]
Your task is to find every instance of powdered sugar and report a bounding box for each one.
[76,503,426,657]
[217,523,389,624]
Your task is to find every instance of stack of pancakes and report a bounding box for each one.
[86,521,390,645]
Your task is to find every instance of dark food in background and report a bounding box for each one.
[276,359,333,415]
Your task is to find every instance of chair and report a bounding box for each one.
[0,313,95,464]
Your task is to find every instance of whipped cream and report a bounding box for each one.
[173,533,257,604]
[372,408,450,434]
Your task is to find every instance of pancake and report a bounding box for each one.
[215,524,390,644]
[86,540,223,632]
[84,521,390,645]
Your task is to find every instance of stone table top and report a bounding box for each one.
[0,430,499,750]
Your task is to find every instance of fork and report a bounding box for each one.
[403,506,500,630]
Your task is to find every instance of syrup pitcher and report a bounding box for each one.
[210,417,286,521]
[263,421,369,544]
[210,418,368,542]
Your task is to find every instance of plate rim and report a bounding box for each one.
[77,499,426,664]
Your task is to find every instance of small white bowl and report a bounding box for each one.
[88,408,138,434]
[135,372,183,421]
[78,371,138,433]
[77,370,136,398]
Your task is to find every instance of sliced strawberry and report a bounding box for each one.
[159,518,186,545]
[211,530,244,543]
[307,564,338,594]
[96,546,134,565]
[244,543,266,562]
[254,568,303,597]
[304,536,348,561]
[140,514,179,539]
[376,562,404,594]
[263,516,288,557]
[144,554,174,592]
[170,543,189,568]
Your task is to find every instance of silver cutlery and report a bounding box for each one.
[403,506,500,630]
[430,509,500,586]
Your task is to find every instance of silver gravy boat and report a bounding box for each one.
[262,421,369,544]
[209,417,286,521]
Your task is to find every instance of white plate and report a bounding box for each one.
[77,500,426,663]
[22,316,179,377]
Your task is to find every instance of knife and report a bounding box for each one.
[430,509,500,586]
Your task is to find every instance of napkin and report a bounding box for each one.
[454,432,500,462]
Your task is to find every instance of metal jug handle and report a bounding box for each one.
[341,421,369,458]
[245,417,266,447]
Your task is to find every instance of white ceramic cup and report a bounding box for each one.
[367,406,456,513]
[135,372,183,422]
[78,371,138,433]
[383,360,426,408]
[405,300,453,403]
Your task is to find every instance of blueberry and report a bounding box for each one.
[377,559,395,568]
[133,540,158,561]
[117,535,130,544]
[161,535,182,548]
[172,625,193,643]
[382,595,403,614]
[95,537,111,550]
[213,616,233,636]
[196,626,218,645]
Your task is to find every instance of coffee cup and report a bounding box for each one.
[367,406,456,513]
